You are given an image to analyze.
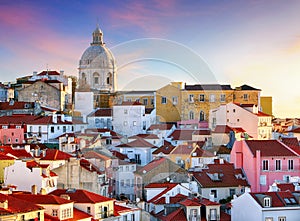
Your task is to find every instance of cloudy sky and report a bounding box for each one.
[1,0,300,117]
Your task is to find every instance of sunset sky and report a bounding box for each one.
[1,0,300,118]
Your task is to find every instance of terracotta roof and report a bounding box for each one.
[289,127,300,133]
[157,207,187,221]
[135,157,166,174]
[281,137,300,154]
[128,134,159,139]
[115,101,142,106]
[0,152,15,160]
[40,149,73,161]
[168,129,211,141]
[277,183,296,192]
[0,101,35,110]
[170,144,196,155]
[12,193,73,205]
[148,123,175,131]
[256,111,271,117]
[245,140,299,157]
[111,150,128,160]
[50,189,114,204]
[83,151,111,161]
[152,141,175,155]
[184,84,233,91]
[0,193,43,214]
[115,138,155,148]
[37,71,61,76]
[80,159,103,175]
[87,108,112,117]
[72,208,93,220]
[114,204,133,216]
[213,125,233,133]
[0,146,33,159]
[192,162,249,188]
[250,191,299,207]
[150,193,187,205]
[191,146,214,157]
[180,198,202,206]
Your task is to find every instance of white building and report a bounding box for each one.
[4,160,58,194]
[112,101,156,137]
[232,191,300,221]
[209,102,272,140]
[86,108,112,129]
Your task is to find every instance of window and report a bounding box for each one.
[87,206,91,214]
[262,160,269,171]
[220,94,226,102]
[143,98,148,105]
[209,209,217,220]
[210,190,217,198]
[51,126,54,133]
[229,188,236,197]
[210,94,215,102]
[189,111,194,120]
[260,175,266,185]
[15,138,18,143]
[161,96,167,104]
[288,159,294,170]
[278,217,286,221]
[131,214,135,221]
[172,96,178,105]
[199,111,205,121]
[264,198,271,207]
[199,94,205,102]
[21,215,25,221]
[189,94,194,103]
[243,94,248,101]
[63,126,66,133]
[2,125,7,129]
[275,160,281,171]
[265,218,273,221]
[133,121,137,126]
[94,76,99,84]
[52,209,58,216]
[16,125,21,129]
[120,180,124,187]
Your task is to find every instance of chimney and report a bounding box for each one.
[52,114,57,124]
[40,188,47,195]
[31,185,37,195]
[42,149,46,157]
[165,194,170,204]
[220,158,224,164]
[33,71,37,76]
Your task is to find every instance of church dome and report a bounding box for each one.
[79,26,116,69]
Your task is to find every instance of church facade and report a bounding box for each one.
[77,26,117,109]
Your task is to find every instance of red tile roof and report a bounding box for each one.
[0,152,15,160]
[110,150,128,160]
[250,191,298,207]
[80,159,103,175]
[245,140,299,157]
[12,193,73,205]
[192,162,249,188]
[49,189,114,204]
[157,207,187,221]
[150,193,187,205]
[0,193,44,214]
[135,157,166,174]
[0,146,33,159]
[256,111,271,117]
[83,151,111,161]
[148,124,175,131]
[40,149,73,161]
[72,208,93,220]
[115,101,142,106]
[180,198,202,206]
[152,141,175,155]
[191,147,214,157]
[213,125,233,133]
[168,129,211,141]
[116,138,155,148]
[0,101,35,110]
[114,204,133,216]
[276,183,296,192]
[37,71,61,76]
[128,134,159,139]
[87,108,112,117]
[170,144,196,155]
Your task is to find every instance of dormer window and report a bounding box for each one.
[264,197,271,207]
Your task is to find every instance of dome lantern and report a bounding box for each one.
[91,25,104,46]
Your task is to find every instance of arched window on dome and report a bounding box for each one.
[107,72,112,85]
[81,73,87,84]
[189,111,194,120]
[93,72,100,86]
[199,111,205,122]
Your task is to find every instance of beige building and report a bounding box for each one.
[156,82,261,124]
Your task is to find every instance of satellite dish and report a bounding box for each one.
[136,198,140,203]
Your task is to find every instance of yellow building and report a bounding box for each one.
[0,154,15,184]
[156,82,182,122]
[260,96,273,116]
[156,82,261,124]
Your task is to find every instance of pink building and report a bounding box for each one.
[231,140,300,192]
